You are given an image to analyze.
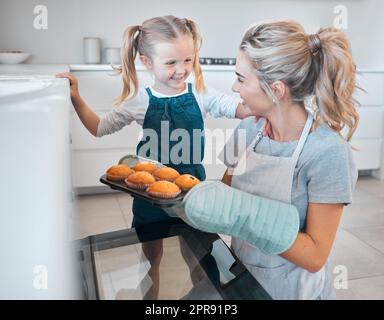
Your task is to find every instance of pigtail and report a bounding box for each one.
[185,19,206,93]
[313,28,359,141]
[114,25,141,105]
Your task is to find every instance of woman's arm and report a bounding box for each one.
[222,167,343,273]
[57,72,100,136]
[221,169,233,186]
[280,203,344,273]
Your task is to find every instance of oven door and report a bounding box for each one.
[77,220,271,300]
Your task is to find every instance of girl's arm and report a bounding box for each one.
[280,203,343,273]
[201,88,253,119]
[56,72,100,136]
[235,101,254,119]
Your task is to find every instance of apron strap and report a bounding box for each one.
[145,87,154,98]
[187,82,193,93]
[292,112,313,161]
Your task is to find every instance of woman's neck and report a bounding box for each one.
[266,101,308,142]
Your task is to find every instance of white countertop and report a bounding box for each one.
[0,63,383,74]
[69,64,236,72]
[0,64,69,75]
[69,64,384,73]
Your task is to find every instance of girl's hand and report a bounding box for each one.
[56,72,80,100]
[235,101,254,119]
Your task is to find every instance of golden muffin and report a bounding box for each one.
[146,181,181,199]
[175,174,200,191]
[125,171,156,189]
[106,164,135,181]
[132,161,157,173]
[153,167,180,182]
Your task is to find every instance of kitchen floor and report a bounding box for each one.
[74,176,384,300]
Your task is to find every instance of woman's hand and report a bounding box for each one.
[56,72,80,101]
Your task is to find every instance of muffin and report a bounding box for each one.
[125,171,156,189]
[132,161,157,173]
[146,181,181,199]
[175,174,201,191]
[106,164,135,181]
[153,167,180,182]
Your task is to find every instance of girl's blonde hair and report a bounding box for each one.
[240,20,359,141]
[115,15,205,105]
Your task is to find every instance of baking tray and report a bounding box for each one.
[99,155,185,208]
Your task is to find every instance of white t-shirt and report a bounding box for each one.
[96,84,239,137]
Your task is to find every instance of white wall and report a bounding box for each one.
[0,0,383,68]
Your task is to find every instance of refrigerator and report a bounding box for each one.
[0,73,79,299]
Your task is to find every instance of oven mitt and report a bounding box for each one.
[165,181,299,255]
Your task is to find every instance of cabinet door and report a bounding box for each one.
[71,113,142,150]
[342,107,383,139]
[352,139,382,170]
[72,149,137,188]
[72,70,152,111]
[355,73,384,106]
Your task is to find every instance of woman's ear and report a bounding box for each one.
[139,55,153,69]
[271,80,286,100]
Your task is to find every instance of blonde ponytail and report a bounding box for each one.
[314,27,359,141]
[185,19,206,92]
[114,25,141,105]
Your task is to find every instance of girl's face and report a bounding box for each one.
[141,36,195,95]
[232,50,274,116]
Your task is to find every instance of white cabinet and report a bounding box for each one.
[352,72,384,174]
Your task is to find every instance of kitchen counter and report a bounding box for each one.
[69,63,235,72]
[69,64,384,73]
[1,63,383,74]
[0,64,69,75]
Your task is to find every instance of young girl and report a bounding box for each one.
[57,15,249,299]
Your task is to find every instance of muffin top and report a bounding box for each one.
[175,174,200,190]
[132,161,157,173]
[127,171,156,184]
[153,167,180,181]
[106,164,134,176]
[147,181,181,194]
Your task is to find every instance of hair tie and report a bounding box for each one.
[138,25,142,32]
[308,34,321,55]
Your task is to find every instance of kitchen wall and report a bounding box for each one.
[0,0,382,68]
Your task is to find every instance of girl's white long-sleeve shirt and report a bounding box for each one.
[96,84,239,137]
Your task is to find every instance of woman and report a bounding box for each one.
[168,20,359,300]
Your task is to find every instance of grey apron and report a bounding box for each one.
[231,112,334,300]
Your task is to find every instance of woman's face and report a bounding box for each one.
[232,50,274,116]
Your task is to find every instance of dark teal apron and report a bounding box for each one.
[132,83,206,227]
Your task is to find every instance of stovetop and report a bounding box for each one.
[199,57,236,65]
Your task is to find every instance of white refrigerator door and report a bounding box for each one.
[0,76,79,299]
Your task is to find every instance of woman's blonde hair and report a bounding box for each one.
[240,20,359,141]
[114,15,205,105]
